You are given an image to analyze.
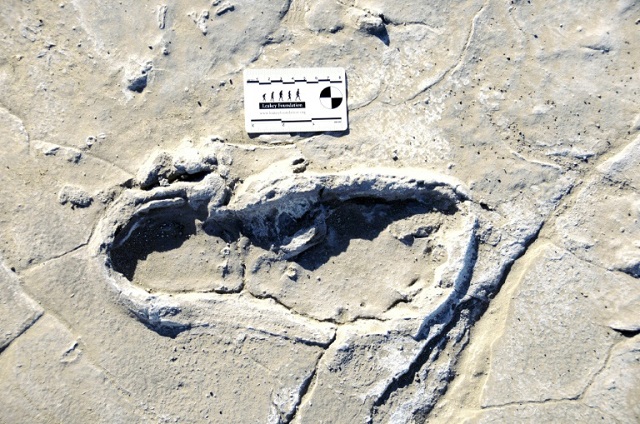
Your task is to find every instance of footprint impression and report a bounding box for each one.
[90,145,478,344]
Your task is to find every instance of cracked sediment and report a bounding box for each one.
[0,0,638,422]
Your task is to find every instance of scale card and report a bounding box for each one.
[243,67,348,133]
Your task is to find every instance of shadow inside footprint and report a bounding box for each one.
[109,206,202,281]
[108,186,461,292]
[295,199,438,271]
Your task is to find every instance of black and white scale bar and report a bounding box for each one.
[244,67,348,133]
[251,117,342,123]
[246,79,343,85]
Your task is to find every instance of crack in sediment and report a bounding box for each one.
[247,326,334,349]
[480,333,633,413]
[10,305,143,419]
[479,309,603,412]
[10,371,63,424]
[29,140,135,177]
[402,1,487,105]
[370,298,483,415]
[22,242,88,272]
[559,246,638,281]
[0,309,43,356]
[65,149,135,177]
[480,396,582,411]
[348,89,381,112]
[372,218,545,419]
[0,103,30,146]
[281,369,315,423]
[243,289,332,325]
[576,339,618,400]
[243,288,389,328]
[433,137,636,415]
[248,288,393,327]
[285,334,337,423]
[70,341,143,409]
[429,167,618,420]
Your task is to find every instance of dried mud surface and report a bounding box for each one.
[0,1,638,423]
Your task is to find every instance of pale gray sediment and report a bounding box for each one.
[0,0,638,422]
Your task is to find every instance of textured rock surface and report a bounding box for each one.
[0,261,42,352]
[0,0,638,422]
